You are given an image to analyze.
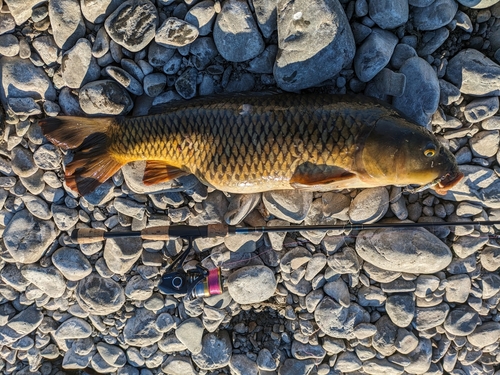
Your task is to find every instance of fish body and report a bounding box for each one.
[39,93,463,196]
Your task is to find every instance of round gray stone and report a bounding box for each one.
[349,187,389,223]
[356,227,452,273]
[3,209,58,264]
[52,247,92,281]
[262,190,313,223]
[79,80,133,116]
[274,0,355,91]
[76,273,125,315]
[104,0,158,53]
[412,0,458,31]
[392,57,440,126]
[213,0,264,63]
[227,265,276,304]
[192,331,232,370]
[48,0,86,49]
[155,17,199,47]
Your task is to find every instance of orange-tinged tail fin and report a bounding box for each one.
[38,117,123,196]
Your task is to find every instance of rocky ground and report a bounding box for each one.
[1,0,500,374]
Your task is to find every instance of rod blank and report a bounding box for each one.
[71,220,500,244]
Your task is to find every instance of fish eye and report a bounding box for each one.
[424,144,436,158]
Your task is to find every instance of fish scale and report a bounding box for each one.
[106,94,372,192]
[39,93,463,196]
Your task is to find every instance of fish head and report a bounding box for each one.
[359,116,463,193]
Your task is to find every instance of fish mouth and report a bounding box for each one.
[434,171,464,195]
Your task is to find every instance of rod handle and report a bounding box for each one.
[71,228,106,244]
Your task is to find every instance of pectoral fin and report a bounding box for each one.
[290,163,358,191]
[142,161,188,185]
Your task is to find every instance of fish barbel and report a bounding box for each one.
[39,93,463,196]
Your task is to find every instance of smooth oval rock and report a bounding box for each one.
[356,227,452,273]
[79,80,133,116]
[227,265,276,304]
[392,57,439,126]
[412,0,458,31]
[3,209,58,264]
[123,308,163,346]
[52,247,92,281]
[213,0,264,63]
[76,273,125,315]
[104,0,158,53]
[446,49,500,96]
[48,0,86,49]
[274,0,355,91]
[349,187,389,224]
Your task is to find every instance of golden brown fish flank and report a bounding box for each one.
[38,93,463,196]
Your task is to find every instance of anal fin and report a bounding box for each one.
[143,161,188,185]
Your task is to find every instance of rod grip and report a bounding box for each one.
[141,226,171,240]
[71,228,106,244]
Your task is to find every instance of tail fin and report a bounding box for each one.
[38,117,124,196]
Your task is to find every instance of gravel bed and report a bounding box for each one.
[1,0,500,374]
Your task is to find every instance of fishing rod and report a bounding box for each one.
[71,220,500,244]
[71,220,500,300]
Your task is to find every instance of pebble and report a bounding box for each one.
[104,0,158,53]
[0,56,56,105]
[213,0,264,63]
[48,0,86,49]
[3,209,58,264]
[354,28,398,82]
[81,0,120,24]
[278,359,315,375]
[480,247,500,271]
[61,38,99,89]
[368,0,408,30]
[469,130,500,158]
[227,265,276,304]
[314,297,369,339]
[348,187,389,223]
[161,356,197,375]
[468,321,500,348]
[392,57,440,126]
[104,66,143,96]
[52,247,92,281]
[143,72,167,97]
[274,0,355,91]
[445,274,471,303]
[53,317,92,340]
[356,227,452,273]
[192,331,232,370]
[414,303,449,331]
[76,273,125,315]
[444,306,480,336]
[334,351,362,372]
[5,305,43,339]
[189,37,217,71]
[175,67,198,99]
[464,97,499,123]
[21,193,51,220]
[385,293,415,328]
[372,315,398,356]
[32,35,60,65]
[96,342,126,368]
[11,146,38,177]
[79,80,133,116]
[124,275,154,300]
[21,265,65,298]
[412,0,458,31]
[446,49,500,96]
[262,190,312,223]
[185,0,216,36]
[405,338,432,374]
[156,17,199,47]
[103,229,142,274]
[0,34,19,57]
